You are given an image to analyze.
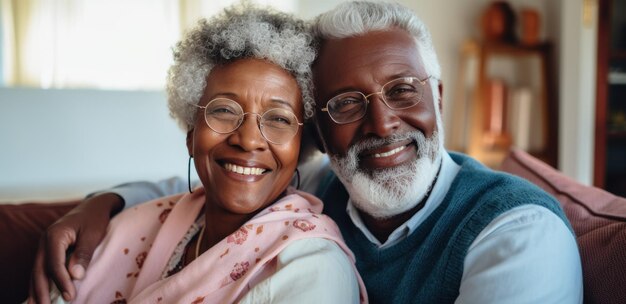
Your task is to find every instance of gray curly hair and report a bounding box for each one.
[167,3,316,131]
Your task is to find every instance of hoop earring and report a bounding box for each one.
[295,168,301,190]
[188,156,194,194]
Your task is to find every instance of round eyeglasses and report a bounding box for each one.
[192,98,303,145]
[321,76,432,124]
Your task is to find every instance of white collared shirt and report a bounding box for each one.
[345,152,583,303]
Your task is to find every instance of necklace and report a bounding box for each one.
[195,224,206,260]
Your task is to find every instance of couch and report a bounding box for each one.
[500,149,626,303]
[1,149,625,303]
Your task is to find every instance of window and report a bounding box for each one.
[1,0,298,90]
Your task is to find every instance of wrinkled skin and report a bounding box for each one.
[28,193,123,304]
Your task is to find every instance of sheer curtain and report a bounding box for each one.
[179,0,297,30]
[1,0,299,90]
[2,0,181,90]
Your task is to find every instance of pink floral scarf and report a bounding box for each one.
[72,187,366,303]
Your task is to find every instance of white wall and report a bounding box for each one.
[0,88,188,201]
[557,0,596,185]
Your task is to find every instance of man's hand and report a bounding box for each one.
[27,193,124,304]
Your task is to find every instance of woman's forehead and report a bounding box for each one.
[202,59,303,112]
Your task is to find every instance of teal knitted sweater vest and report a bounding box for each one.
[319,152,571,304]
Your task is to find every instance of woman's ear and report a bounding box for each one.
[186,129,194,157]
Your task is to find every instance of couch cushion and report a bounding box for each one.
[0,200,79,303]
[500,148,626,304]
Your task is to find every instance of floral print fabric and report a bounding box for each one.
[71,187,366,304]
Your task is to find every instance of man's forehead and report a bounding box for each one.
[317,29,414,54]
[313,29,426,93]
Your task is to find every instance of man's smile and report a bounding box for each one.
[358,141,417,170]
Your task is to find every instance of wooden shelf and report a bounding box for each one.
[465,40,551,56]
[595,0,626,189]
[456,39,558,168]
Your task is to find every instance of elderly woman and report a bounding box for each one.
[43,4,365,304]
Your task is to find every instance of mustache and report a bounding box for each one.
[348,131,429,158]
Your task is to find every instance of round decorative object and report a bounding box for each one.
[481,1,516,43]
[520,8,541,45]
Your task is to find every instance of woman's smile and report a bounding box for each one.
[217,158,272,182]
[223,163,267,176]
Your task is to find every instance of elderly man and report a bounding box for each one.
[31,1,582,303]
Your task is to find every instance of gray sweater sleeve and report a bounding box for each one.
[98,176,194,208]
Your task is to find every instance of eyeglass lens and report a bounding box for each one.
[203,98,300,144]
[327,77,426,123]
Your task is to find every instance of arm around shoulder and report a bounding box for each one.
[100,176,189,209]
[28,177,188,303]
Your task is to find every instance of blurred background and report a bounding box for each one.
[1,0,621,201]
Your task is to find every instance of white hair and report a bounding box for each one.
[311,0,441,80]
[167,3,317,130]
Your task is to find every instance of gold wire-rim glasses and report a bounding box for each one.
[321,75,433,124]
[191,98,303,145]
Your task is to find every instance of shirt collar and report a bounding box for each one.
[345,151,461,249]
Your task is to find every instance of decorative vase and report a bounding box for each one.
[481,1,516,43]
[520,8,541,45]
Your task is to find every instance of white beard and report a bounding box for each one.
[329,130,443,219]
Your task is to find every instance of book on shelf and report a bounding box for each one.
[608,71,626,84]
[508,87,532,151]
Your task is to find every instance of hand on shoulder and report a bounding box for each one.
[28,193,123,304]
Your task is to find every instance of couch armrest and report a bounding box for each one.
[501,148,626,304]
[0,200,80,303]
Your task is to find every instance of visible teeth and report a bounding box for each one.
[224,163,266,175]
[373,145,407,158]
